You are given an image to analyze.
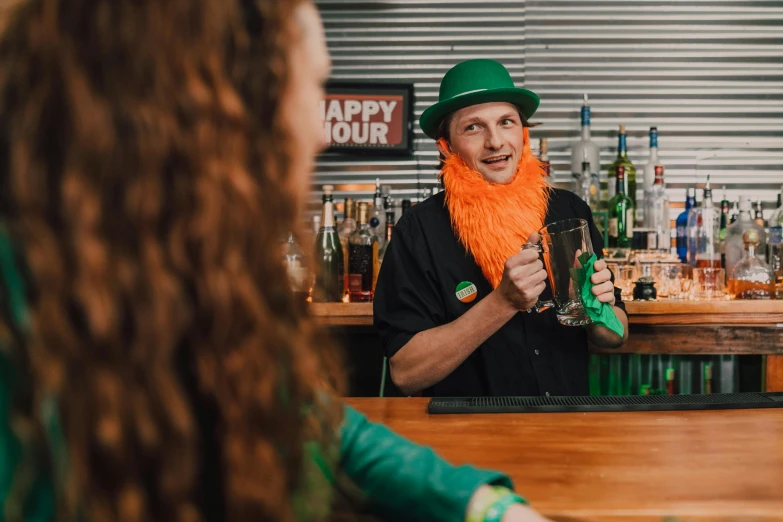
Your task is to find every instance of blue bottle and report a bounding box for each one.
[676,188,696,263]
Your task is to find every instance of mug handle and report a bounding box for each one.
[520,242,555,313]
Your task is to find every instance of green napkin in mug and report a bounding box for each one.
[569,252,624,338]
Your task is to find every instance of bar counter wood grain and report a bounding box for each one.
[345,397,783,521]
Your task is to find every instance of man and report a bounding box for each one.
[374,59,628,397]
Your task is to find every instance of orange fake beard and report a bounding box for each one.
[439,127,551,289]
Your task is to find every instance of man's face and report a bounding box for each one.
[439,102,525,184]
[280,2,331,212]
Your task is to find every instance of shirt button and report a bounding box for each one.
[534,349,540,355]
[545,392,550,397]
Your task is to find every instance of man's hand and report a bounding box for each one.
[589,258,616,306]
[496,232,548,311]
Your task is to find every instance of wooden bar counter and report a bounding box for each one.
[346,397,783,521]
[313,301,783,392]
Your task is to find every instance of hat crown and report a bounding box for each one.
[439,59,516,102]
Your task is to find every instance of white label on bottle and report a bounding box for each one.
[609,218,619,238]
[626,209,635,238]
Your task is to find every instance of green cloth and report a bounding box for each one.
[570,252,624,338]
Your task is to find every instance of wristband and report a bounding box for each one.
[466,486,527,522]
[483,487,526,522]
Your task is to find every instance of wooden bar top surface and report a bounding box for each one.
[312,300,783,326]
[345,397,783,521]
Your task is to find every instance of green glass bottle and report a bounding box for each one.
[607,124,637,215]
[608,165,634,248]
[313,185,345,302]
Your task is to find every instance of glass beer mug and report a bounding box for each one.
[522,218,594,326]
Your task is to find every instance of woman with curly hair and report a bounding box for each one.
[0,0,549,521]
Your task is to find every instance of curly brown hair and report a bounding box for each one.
[0,1,346,521]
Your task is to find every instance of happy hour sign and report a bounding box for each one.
[321,85,413,154]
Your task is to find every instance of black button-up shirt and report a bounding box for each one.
[373,188,625,397]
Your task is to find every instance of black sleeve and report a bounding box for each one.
[373,217,447,359]
[571,193,626,314]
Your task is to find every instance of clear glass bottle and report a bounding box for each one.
[676,188,696,263]
[370,178,386,245]
[644,165,670,252]
[728,229,775,300]
[283,233,311,305]
[578,156,600,215]
[348,202,378,302]
[725,196,767,278]
[642,127,661,194]
[687,176,721,268]
[313,185,345,303]
[755,200,765,228]
[571,94,601,203]
[607,124,637,219]
[608,165,634,249]
[719,187,730,268]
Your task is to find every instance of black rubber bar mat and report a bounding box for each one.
[428,393,783,414]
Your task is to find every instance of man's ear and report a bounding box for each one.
[436,138,452,157]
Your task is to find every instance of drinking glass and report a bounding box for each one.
[692,268,727,301]
[523,219,594,326]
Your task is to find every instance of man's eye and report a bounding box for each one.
[501,119,514,126]
[465,124,477,132]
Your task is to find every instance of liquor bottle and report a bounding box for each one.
[378,208,396,265]
[642,127,661,193]
[665,367,675,395]
[644,165,670,252]
[607,125,637,218]
[639,127,660,226]
[312,185,345,303]
[687,176,721,268]
[676,188,696,263]
[728,229,775,300]
[755,200,765,228]
[719,187,730,242]
[725,196,767,278]
[370,178,386,243]
[578,155,600,214]
[571,94,601,200]
[348,202,378,302]
[729,201,739,224]
[719,187,730,268]
[703,364,713,394]
[608,165,634,249]
[338,198,357,299]
[283,233,311,306]
[769,185,783,228]
[539,138,550,177]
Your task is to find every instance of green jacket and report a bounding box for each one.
[0,229,512,522]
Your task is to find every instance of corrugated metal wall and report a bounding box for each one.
[314,0,783,221]
[313,0,527,214]
[526,0,783,221]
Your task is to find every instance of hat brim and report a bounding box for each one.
[419,88,540,140]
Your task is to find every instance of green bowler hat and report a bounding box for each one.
[419,59,540,139]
